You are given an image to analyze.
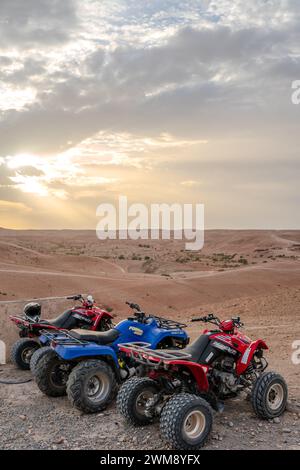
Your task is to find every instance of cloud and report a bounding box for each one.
[0,0,299,228]
[180,180,202,187]
[0,162,18,186]
[0,200,32,213]
[1,150,118,200]
[0,11,296,153]
[0,58,46,86]
[0,0,78,48]
[76,23,290,140]
[15,166,45,177]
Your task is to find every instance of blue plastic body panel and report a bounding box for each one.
[55,343,119,363]
[51,317,188,365]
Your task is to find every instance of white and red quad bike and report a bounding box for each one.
[117,313,288,450]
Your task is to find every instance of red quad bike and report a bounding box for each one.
[117,313,288,450]
[10,294,113,370]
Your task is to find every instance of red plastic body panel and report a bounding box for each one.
[209,330,251,354]
[120,320,269,394]
[219,319,235,332]
[165,360,209,392]
[236,339,268,375]
[73,306,113,331]
[147,360,209,392]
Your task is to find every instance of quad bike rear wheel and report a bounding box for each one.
[160,393,213,450]
[11,338,40,370]
[251,371,288,419]
[117,377,159,426]
[67,359,117,413]
[34,349,71,396]
[30,346,52,374]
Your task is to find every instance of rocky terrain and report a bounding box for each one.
[0,229,299,450]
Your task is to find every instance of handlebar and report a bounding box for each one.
[232,316,244,327]
[191,314,243,329]
[126,301,141,312]
[126,301,146,323]
[191,313,220,324]
[125,301,186,329]
[66,294,95,307]
[67,294,83,301]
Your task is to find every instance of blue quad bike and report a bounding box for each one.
[34,302,189,413]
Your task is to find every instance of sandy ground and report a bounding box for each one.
[0,229,299,450]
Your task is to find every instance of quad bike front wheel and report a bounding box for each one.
[251,371,288,419]
[99,317,114,331]
[30,346,52,374]
[160,393,213,450]
[11,338,40,370]
[117,377,159,426]
[34,349,71,397]
[67,359,117,413]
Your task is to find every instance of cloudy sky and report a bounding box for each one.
[0,0,299,229]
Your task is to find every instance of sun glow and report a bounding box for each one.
[10,175,49,197]
[7,154,42,169]
[0,86,36,111]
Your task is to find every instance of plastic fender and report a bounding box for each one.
[113,318,188,350]
[114,319,160,345]
[236,339,268,375]
[167,360,209,392]
[39,335,50,346]
[100,310,114,320]
[146,329,189,349]
[54,343,119,365]
[92,311,114,331]
[92,306,114,318]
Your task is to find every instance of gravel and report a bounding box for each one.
[0,365,299,451]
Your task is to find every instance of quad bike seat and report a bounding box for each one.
[68,328,120,345]
[40,309,78,329]
[185,334,211,363]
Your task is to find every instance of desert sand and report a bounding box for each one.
[0,229,299,450]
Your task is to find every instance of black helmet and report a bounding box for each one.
[23,302,41,321]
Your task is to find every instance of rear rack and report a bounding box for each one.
[10,314,25,320]
[40,329,88,346]
[41,332,153,349]
[10,314,28,323]
[119,342,191,367]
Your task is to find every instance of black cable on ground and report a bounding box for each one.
[0,378,33,384]
[0,369,33,384]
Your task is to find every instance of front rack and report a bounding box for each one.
[119,342,192,367]
[150,315,187,330]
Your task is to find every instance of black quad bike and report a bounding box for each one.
[10,294,113,370]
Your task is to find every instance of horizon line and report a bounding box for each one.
[1,227,300,232]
